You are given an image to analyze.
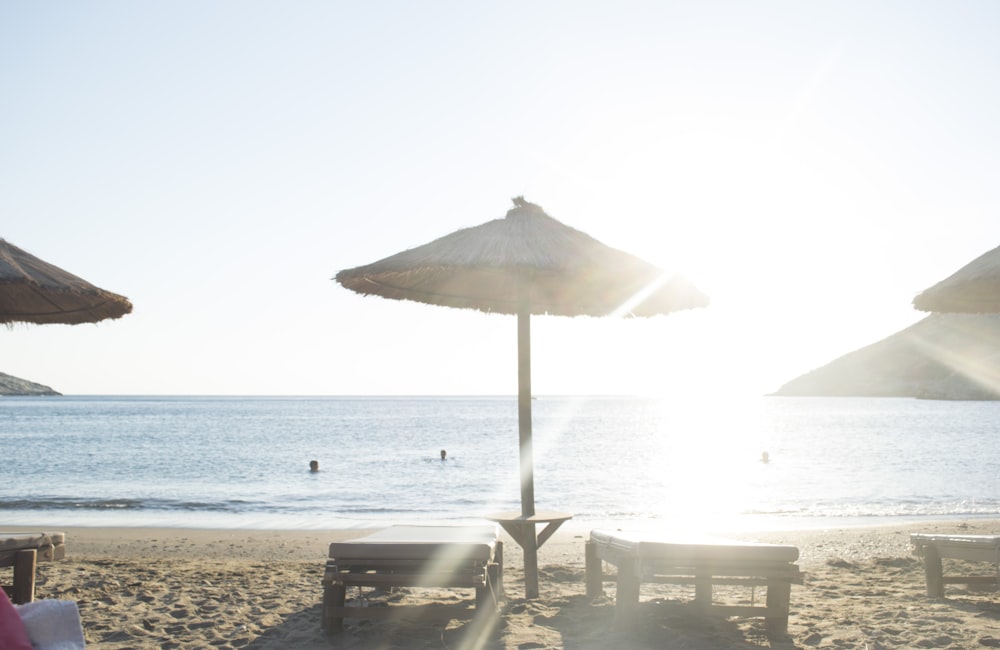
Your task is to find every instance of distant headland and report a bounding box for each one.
[0,372,60,396]
[771,313,1000,400]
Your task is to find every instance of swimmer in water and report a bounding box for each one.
[309,460,320,472]
[440,449,447,460]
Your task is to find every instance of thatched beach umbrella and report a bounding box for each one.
[913,244,1000,313]
[336,198,708,594]
[0,238,133,325]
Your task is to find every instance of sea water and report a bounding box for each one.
[1,395,999,531]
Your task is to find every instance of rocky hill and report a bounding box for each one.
[0,372,60,396]
[772,313,1000,399]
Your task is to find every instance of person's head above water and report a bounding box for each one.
[309,460,319,472]
[440,449,447,460]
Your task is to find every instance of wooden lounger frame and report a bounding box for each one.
[911,533,1000,597]
[585,534,803,635]
[321,541,504,633]
[0,532,66,604]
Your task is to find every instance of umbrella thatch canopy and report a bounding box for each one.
[336,197,708,597]
[914,244,1000,313]
[0,238,133,325]
[337,198,707,317]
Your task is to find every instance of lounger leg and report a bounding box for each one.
[478,570,495,610]
[322,583,346,635]
[12,549,36,604]
[765,580,791,635]
[495,541,505,600]
[470,576,502,641]
[922,546,944,597]
[478,553,504,613]
[614,561,640,629]
[585,541,602,598]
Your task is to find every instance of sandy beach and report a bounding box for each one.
[12,519,1000,649]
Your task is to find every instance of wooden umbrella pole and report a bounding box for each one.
[518,301,540,599]
[517,302,535,517]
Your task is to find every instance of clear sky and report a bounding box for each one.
[3,1,1000,398]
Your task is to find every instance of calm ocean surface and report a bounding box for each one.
[1,395,999,532]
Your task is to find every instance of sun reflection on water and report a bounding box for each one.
[527,392,781,533]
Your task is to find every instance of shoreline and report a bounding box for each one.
[8,513,997,563]
[12,518,1000,648]
[8,509,998,531]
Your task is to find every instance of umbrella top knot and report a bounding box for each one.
[508,196,546,218]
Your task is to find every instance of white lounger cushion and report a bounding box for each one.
[911,534,1000,563]
[911,534,1000,547]
[590,529,799,563]
[329,525,499,562]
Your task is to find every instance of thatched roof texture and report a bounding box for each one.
[914,244,1000,313]
[336,198,709,317]
[0,238,133,325]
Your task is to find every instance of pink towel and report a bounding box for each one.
[0,589,33,650]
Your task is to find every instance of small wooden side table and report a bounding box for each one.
[488,510,572,599]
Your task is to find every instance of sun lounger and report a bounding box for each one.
[585,529,802,635]
[910,533,1000,597]
[0,532,66,604]
[321,524,504,634]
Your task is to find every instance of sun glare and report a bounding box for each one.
[643,393,774,531]
[519,390,776,534]
[610,271,675,318]
[911,315,1000,396]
